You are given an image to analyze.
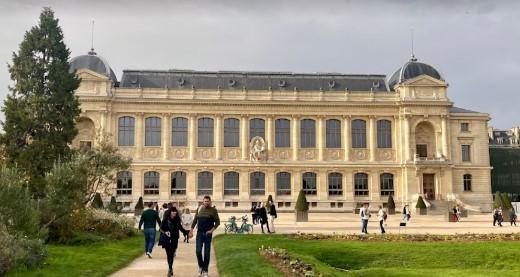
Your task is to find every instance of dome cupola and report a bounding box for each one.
[388,56,442,90]
[70,49,117,83]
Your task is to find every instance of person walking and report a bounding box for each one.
[259,202,271,234]
[159,207,189,277]
[493,207,499,226]
[159,203,168,220]
[189,196,220,277]
[510,207,517,227]
[498,206,504,227]
[402,204,411,223]
[360,203,371,234]
[181,208,194,243]
[452,206,459,222]
[268,200,277,233]
[251,203,258,225]
[456,205,462,221]
[138,202,162,258]
[377,205,386,234]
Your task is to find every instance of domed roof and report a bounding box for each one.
[70,50,117,82]
[388,56,442,90]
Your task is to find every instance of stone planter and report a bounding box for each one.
[416,208,427,215]
[387,208,396,215]
[295,210,308,222]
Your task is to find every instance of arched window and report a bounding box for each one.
[463,174,472,191]
[224,118,240,147]
[171,171,186,195]
[352,119,367,148]
[380,173,394,196]
[198,171,213,195]
[276,172,291,195]
[145,117,161,146]
[172,117,188,146]
[198,118,214,147]
[328,172,343,195]
[249,118,265,140]
[116,171,132,195]
[118,116,135,146]
[326,119,341,148]
[302,172,317,195]
[275,119,291,147]
[144,171,160,195]
[224,171,239,195]
[377,120,392,148]
[354,173,369,196]
[250,172,265,195]
[300,119,316,148]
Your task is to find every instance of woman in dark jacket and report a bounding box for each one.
[159,207,188,276]
[259,202,271,234]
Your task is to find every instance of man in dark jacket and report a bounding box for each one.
[189,196,220,277]
[259,202,271,234]
[138,202,161,258]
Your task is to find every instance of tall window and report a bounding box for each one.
[171,171,186,195]
[380,173,394,196]
[300,119,316,148]
[326,119,341,148]
[171,117,188,146]
[145,117,161,146]
[328,173,343,195]
[116,171,132,195]
[377,120,392,148]
[144,171,159,195]
[249,118,265,140]
[224,118,240,147]
[118,116,135,146]
[250,172,265,195]
[462,145,471,162]
[276,172,291,195]
[302,172,317,195]
[352,119,367,148]
[224,172,240,195]
[275,119,291,147]
[198,171,213,195]
[463,174,472,191]
[198,118,214,147]
[461,123,470,132]
[354,173,369,196]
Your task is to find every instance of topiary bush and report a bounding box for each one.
[295,190,309,212]
[91,192,104,209]
[108,196,119,213]
[134,196,144,216]
[416,196,427,209]
[387,195,396,209]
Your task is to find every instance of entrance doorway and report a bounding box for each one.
[423,174,435,200]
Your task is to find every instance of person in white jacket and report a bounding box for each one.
[359,203,371,234]
[377,206,386,234]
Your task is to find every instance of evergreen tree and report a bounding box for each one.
[387,195,396,209]
[0,7,80,197]
[295,190,309,212]
[416,196,427,209]
[135,196,144,211]
[493,191,504,208]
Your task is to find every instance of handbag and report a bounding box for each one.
[159,232,170,247]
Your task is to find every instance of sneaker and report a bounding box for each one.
[198,268,203,276]
[167,269,173,277]
[203,272,208,277]
[146,252,152,259]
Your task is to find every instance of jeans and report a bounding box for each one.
[361,219,368,233]
[196,232,213,272]
[144,228,156,253]
[379,220,386,233]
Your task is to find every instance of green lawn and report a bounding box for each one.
[7,235,145,277]
[214,234,520,277]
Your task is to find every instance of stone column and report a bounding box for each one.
[136,113,144,160]
[441,115,449,159]
[239,169,250,201]
[241,115,249,160]
[370,171,380,202]
[403,115,411,161]
[292,170,300,202]
[344,171,352,201]
[266,169,275,198]
[162,114,169,160]
[369,116,376,162]
[318,169,328,201]
[317,116,324,161]
[159,169,170,200]
[213,169,223,201]
[266,115,274,160]
[343,116,350,161]
[215,114,222,160]
[133,168,143,203]
[188,114,196,160]
[186,168,197,202]
[292,116,300,161]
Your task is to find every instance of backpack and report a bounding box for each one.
[383,211,388,221]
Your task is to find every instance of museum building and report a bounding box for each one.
[69,50,493,212]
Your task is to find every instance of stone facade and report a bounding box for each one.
[71,56,493,212]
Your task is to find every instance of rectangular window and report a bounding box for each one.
[462,145,471,162]
[198,118,214,147]
[461,123,470,132]
[224,118,240,147]
[275,119,291,147]
[326,119,341,148]
[416,144,428,158]
[172,117,188,146]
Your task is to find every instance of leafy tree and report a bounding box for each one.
[295,190,309,212]
[91,193,104,209]
[387,195,396,209]
[0,7,81,197]
[416,196,427,209]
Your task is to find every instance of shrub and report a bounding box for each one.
[295,190,309,212]
[0,226,47,275]
[416,196,427,209]
[91,192,104,209]
[86,208,135,239]
[108,196,119,213]
[387,195,396,209]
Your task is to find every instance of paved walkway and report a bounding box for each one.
[110,239,218,277]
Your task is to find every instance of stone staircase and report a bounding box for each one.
[428,200,452,215]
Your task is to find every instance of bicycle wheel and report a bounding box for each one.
[245,224,253,234]
[225,224,234,234]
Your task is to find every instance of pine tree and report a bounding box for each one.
[295,190,309,212]
[0,7,80,197]
[416,196,427,209]
[387,195,396,209]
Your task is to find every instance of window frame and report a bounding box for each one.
[118,116,135,146]
[145,117,162,146]
[144,171,160,195]
[328,172,343,196]
[171,117,188,147]
[171,171,186,195]
[354,173,369,196]
[326,119,341,148]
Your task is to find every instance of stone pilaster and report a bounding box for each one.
[317,116,324,161]
[441,114,449,159]
[369,116,376,162]
[292,115,299,161]
[343,116,350,161]
[241,115,249,160]
[136,113,144,160]
[266,115,274,160]
[215,114,222,160]
[188,114,196,160]
[318,169,328,200]
[239,168,250,201]
[162,114,169,160]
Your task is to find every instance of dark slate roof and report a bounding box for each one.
[449,107,479,113]
[70,52,118,82]
[388,57,442,90]
[119,70,390,92]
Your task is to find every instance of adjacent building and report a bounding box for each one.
[489,127,520,201]
[70,51,493,212]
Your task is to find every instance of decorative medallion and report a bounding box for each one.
[175,149,185,159]
[249,136,266,161]
[304,150,315,160]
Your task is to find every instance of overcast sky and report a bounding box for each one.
[0,0,519,129]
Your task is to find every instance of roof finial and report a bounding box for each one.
[410,28,417,61]
[88,20,97,55]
